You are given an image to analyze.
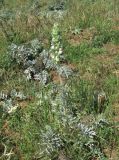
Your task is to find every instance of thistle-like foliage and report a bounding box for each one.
[56,65,73,78]
[0,89,27,114]
[78,123,96,139]
[0,91,8,100]
[8,25,72,83]
[2,99,18,114]
[10,89,27,100]
[35,82,110,159]
[48,1,65,11]
[33,70,49,84]
[9,39,43,67]
[41,126,64,155]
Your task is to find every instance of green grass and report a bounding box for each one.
[64,41,106,63]
[0,0,119,159]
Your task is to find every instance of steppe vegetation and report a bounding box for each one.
[0,0,119,159]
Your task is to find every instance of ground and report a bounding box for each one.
[0,0,119,160]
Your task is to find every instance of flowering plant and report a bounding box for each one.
[50,23,63,64]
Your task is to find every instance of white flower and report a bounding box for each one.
[24,70,32,80]
[51,45,55,50]
[58,48,63,55]
[55,56,59,62]
[8,104,18,114]
[37,99,43,105]
[26,73,32,80]
[44,95,48,100]
[51,54,55,59]
[52,37,56,42]
[24,69,29,74]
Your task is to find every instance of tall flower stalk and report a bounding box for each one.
[50,23,63,64]
[50,23,63,84]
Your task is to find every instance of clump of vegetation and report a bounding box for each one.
[0,0,119,160]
